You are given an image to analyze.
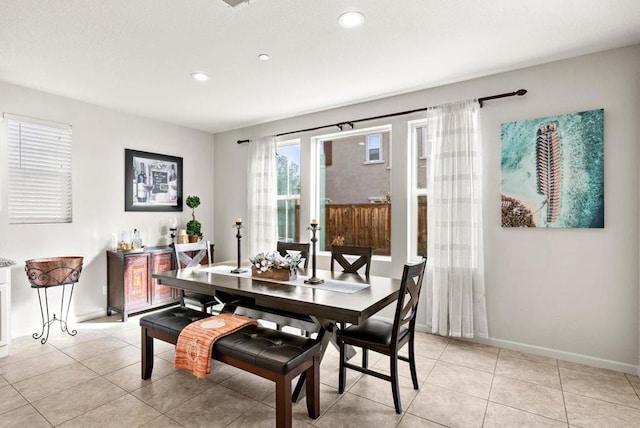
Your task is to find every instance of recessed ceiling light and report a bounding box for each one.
[191,72,209,81]
[339,11,365,28]
[258,53,270,61]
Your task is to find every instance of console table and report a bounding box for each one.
[107,247,179,321]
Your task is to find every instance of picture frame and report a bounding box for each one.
[125,149,183,212]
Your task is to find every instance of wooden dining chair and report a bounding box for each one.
[330,245,373,276]
[277,241,310,269]
[174,241,221,314]
[337,258,426,414]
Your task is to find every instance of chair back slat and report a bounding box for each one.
[276,241,310,268]
[392,259,426,344]
[174,241,211,269]
[330,245,373,276]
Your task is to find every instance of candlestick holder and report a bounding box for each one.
[304,223,324,284]
[231,221,247,273]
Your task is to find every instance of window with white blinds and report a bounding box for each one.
[5,114,73,224]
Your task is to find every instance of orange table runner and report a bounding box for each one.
[175,313,258,379]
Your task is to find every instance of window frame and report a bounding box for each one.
[364,133,384,164]
[4,113,73,224]
[409,119,430,260]
[276,139,301,242]
[311,124,392,258]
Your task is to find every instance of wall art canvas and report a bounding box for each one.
[125,149,183,212]
[501,109,604,228]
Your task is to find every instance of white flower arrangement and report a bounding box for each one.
[249,251,302,273]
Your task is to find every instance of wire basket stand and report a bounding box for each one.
[25,257,83,344]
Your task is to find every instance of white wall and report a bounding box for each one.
[0,81,215,338]
[214,45,640,373]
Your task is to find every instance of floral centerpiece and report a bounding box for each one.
[249,251,302,281]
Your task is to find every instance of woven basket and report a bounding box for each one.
[25,256,84,287]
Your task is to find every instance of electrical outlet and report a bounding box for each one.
[103,285,107,295]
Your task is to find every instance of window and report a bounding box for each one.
[316,126,391,256]
[411,121,429,258]
[5,114,72,224]
[276,140,300,242]
[365,133,383,163]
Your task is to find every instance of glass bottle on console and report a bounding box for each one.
[137,162,148,203]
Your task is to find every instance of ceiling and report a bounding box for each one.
[1,1,639,134]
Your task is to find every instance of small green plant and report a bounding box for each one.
[186,195,202,238]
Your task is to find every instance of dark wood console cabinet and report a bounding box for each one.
[107,246,179,321]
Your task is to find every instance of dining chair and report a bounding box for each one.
[174,241,221,314]
[277,241,310,269]
[330,245,373,276]
[337,258,426,414]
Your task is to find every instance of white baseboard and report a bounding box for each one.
[387,318,640,376]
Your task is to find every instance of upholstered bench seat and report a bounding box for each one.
[140,306,321,428]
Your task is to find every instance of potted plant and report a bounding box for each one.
[186,195,202,242]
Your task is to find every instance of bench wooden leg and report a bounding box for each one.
[306,353,320,419]
[141,327,154,380]
[275,373,292,428]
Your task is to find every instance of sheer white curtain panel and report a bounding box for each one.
[247,136,278,257]
[425,100,488,338]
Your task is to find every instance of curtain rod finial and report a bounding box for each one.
[516,89,527,96]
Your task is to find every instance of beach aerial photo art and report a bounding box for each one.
[501,109,604,228]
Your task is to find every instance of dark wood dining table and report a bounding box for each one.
[152,263,402,399]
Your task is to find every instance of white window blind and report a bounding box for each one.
[5,114,73,224]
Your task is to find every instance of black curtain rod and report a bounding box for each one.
[237,88,527,144]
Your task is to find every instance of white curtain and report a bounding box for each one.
[425,100,488,338]
[247,136,278,257]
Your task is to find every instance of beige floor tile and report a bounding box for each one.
[348,370,420,411]
[225,401,313,427]
[397,412,447,427]
[0,404,52,428]
[371,353,436,383]
[320,351,364,391]
[439,341,498,373]
[0,375,8,387]
[58,336,129,361]
[627,374,640,396]
[132,370,215,413]
[0,349,76,383]
[205,358,244,383]
[0,338,58,368]
[165,383,258,427]
[57,394,160,427]
[558,360,628,380]
[46,328,112,350]
[0,385,29,414]
[495,354,561,389]
[32,377,126,426]
[407,383,487,428]
[498,348,558,367]
[426,361,493,399]
[13,362,98,402]
[315,392,403,428]
[483,402,568,427]
[104,357,176,392]
[402,333,449,360]
[560,367,640,409]
[80,344,142,375]
[140,414,184,427]
[564,391,640,427]
[490,375,567,422]
[220,369,276,401]
[262,379,341,421]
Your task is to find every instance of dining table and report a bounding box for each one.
[152,262,402,400]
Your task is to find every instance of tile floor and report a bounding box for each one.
[0,313,638,427]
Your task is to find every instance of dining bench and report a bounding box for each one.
[139,306,321,428]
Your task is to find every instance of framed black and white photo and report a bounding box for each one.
[125,149,183,212]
